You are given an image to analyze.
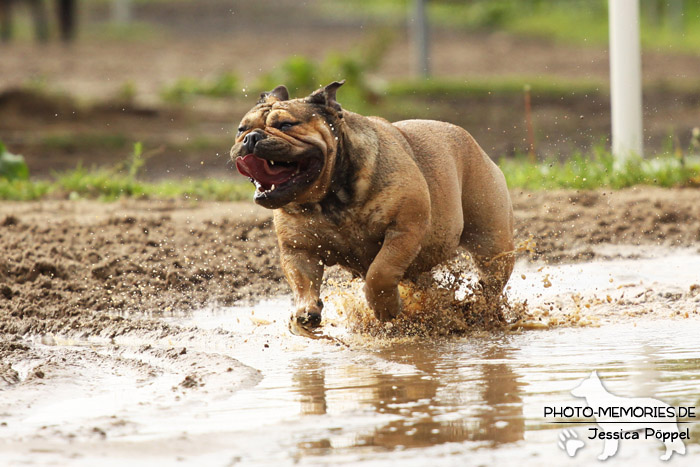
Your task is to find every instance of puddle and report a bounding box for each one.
[1,250,699,466]
[510,247,700,301]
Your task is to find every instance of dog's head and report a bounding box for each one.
[231,80,346,209]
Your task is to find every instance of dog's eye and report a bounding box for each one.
[277,122,299,131]
[237,127,247,138]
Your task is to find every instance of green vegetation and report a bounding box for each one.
[51,167,253,202]
[83,21,162,42]
[501,149,700,190]
[160,70,699,110]
[0,142,30,181]
[502,0,700,54]
[0,141,253,202]
[0,168,253,202]
[115,81,138,104]
[160,31,394,111]
[254,31,393,112]
[387,77,604,98]
[161,72,241,103]
[325,0,700,54]
[1,139,698,202]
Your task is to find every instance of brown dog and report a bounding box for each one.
[231,81,514,330]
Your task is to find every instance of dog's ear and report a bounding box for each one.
[306,80,345,112]
[259,85,290,104]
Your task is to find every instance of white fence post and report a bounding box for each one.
[411,0,430,78]
[609,0,644,163]
[111,0,133,24]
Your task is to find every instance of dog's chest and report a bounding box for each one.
[290,209,385,274]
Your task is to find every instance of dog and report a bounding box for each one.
[571,371,686,461]
[230,80,514,330]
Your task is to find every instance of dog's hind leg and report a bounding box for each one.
[598,437,619,461]
[459,153,514,298]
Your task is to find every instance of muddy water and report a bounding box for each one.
[2,251,700,466]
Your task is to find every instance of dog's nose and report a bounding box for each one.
[243,130,264,154]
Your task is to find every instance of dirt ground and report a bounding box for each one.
[1,186,699,349]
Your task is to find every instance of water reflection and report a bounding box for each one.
[292,340,525,456]
[293,359,328,416]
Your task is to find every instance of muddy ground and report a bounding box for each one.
[1,186,699,347]
[1,190,700,465]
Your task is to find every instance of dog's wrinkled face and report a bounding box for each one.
[230,82,344,209]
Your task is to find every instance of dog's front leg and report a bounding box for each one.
[364,219,428,322]
[279,245,324,329]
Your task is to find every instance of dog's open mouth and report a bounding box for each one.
[235,154,321,196]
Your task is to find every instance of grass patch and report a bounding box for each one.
[0,141,30,181]
[320,0,700,54]
[161,72,241,103]
[387,77,604,98]
[503,2,700,54]
[2,141,698,202]
[1,152,697,201]
[501,149,700,190]
[82,21,163,42]
[0,166,253,202]
[0,142,253,202]
[52,166,253,202]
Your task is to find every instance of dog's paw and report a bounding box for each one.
[365,285,401,322]
[296,310,322,328]
[291,300,323,332]
[558,429,584,457]
[372,297,402,322]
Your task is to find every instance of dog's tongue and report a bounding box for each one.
[236,154,296,187]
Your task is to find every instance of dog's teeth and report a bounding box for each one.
[270,160,275,166]
[271,184,276,191]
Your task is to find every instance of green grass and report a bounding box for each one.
[0,164,253,202]
[320,0,700,54]
[0,170,253,202]
[3,136,699,202]
[161,72,241,103]
[82,21,163,42]
[501,149,700,190]
[387,77,604,98]
[52,166,253,201]
[0,141,30,181]
[0,142,254,202]
[503,2,700,54]
[1,151,697,201]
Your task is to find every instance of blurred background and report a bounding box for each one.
[0,0,698,181]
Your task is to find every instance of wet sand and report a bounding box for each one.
[1,187,700,465]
